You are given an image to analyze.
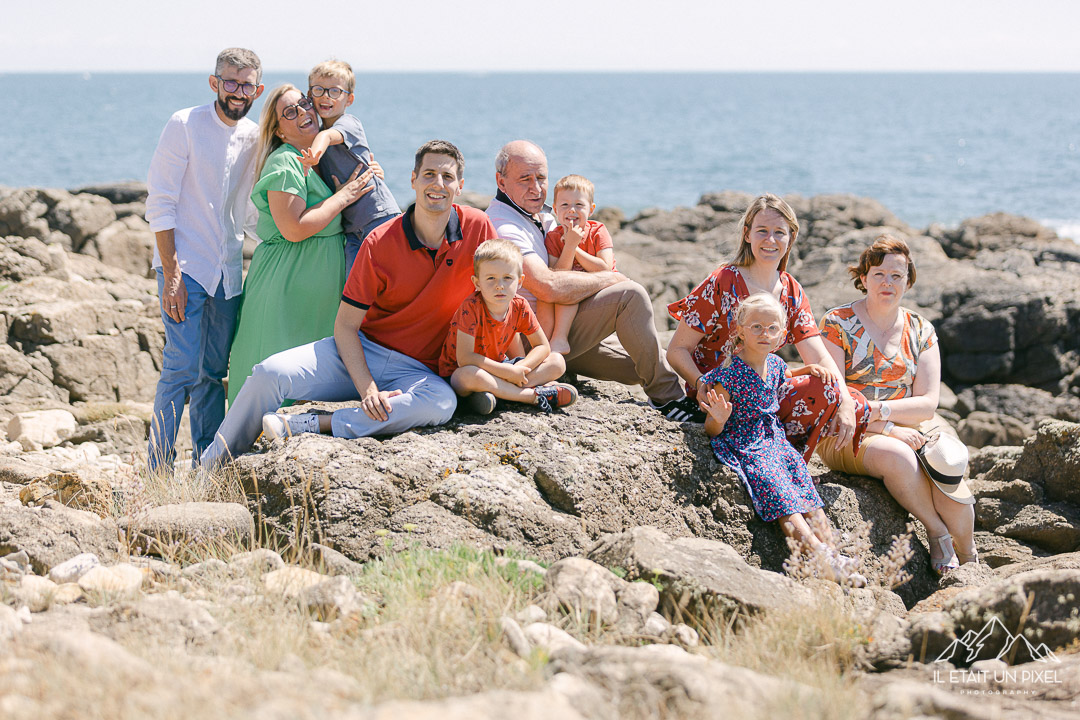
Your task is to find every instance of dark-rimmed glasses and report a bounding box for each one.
[215,76,259,96]
[280,96,314,121]
[309,85,348,99]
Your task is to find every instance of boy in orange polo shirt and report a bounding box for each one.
[439,238,577,415]
[539,174,617,355]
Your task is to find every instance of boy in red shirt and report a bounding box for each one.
[440,238,577,415]
[539,175,617,354]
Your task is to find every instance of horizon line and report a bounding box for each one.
[3,69,1080,76]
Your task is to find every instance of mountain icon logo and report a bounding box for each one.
[934,616,1060,665]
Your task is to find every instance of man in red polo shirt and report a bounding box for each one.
[201,140,497,466]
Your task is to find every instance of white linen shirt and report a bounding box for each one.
[486,193,557,307]
[145,103,260,300]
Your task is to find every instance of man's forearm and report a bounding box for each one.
[528,269,623,305]
[334,321,376,395]
[154,229,180,275]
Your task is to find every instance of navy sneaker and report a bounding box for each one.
[652,396,706,423]
[534,383,578,413]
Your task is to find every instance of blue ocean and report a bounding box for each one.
[1,72,1077,237]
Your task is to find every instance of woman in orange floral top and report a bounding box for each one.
[667,194,870,460]
[818,235,976,574]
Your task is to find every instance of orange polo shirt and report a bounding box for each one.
[342,204,497,371]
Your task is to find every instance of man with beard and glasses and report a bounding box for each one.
[145,47,264,474]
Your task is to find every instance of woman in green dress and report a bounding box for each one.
[227,84,374,404]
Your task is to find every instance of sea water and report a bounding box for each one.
[1,72,1077,236]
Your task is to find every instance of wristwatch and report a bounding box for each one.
[882,421,895,436]
[878,402,892,421]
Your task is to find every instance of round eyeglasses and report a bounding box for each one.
[280,96,314,121]
[215,76,258,97]
[747,323,784,338]
[309,85,348,99]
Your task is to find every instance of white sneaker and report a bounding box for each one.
[827,550,867,588]
[261,413,320,440]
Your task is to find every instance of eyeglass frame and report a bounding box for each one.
[214,75,259,97]
[309,85,350,99]
[746,322,784,338]
[280,96,314,121]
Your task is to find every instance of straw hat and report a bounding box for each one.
[916,433,975,505]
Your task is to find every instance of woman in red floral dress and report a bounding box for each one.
[666,193,870,460]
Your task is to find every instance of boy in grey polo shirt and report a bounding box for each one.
[300,59,400,273]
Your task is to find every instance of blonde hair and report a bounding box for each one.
[308,59,355,93]
[732,194,800,272]
[473,238,523,276]
[253,84,298,178]
[722,292,786,367]
[553,174,595,205]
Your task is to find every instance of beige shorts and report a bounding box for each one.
[816,414,956,477]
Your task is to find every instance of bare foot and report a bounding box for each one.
[550,337,571,355]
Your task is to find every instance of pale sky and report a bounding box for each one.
[2,0,1078,73]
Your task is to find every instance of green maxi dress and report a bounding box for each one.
[226,143,346,405]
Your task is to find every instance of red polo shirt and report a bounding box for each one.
[342,204,497,371]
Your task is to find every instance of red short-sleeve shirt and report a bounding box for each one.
[342,204,498,371]
[543,220,615,272]
[667,265,820,374]
[438,292,540,377]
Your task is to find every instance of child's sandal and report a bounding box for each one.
[929,534,959,576]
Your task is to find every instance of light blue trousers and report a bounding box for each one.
[200,333,456,467]
[148,271,240,473]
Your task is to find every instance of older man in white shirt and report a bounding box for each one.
[145,47,264,473]
[486,140,703,422]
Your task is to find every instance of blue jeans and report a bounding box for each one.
[200,332,456,467]
[148,271,240,472]
[344,213,400,277]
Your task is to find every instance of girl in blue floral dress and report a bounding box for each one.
[701,293,863,584]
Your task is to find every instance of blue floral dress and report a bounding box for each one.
[702,354,823,522]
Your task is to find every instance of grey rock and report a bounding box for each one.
[0,549,31,573]
[47,552,101,584]
[80,216,154,278]
[300,575,373,621]
[642,612,671,637]
[957,410,1033,447]
[229,548,285,576]
[118,502,254,555]
[72,182,148,205]
[0,500,122,573]
[10,574,57,612]
[47,193,116,250]
[89,591,221,648]
[182,558,229,580]
[310,543,364,576]
[587,526,812,624]
[942,569,1080,664]
[500,615,531,657]
[545,557,620,625]
[522,622,587,656]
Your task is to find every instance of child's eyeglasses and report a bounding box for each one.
[215,76,259,96]
[747,323,783,337]
[309,85,348,99]
[280,97,314,121]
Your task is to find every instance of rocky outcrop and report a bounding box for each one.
[616,191,1080,403]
